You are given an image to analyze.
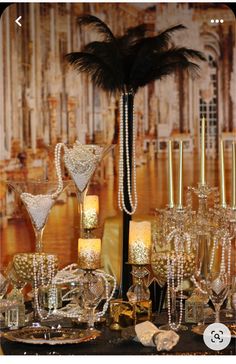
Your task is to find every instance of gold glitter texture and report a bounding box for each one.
[78,238,101,269]
[82,195,99,229]
[13,253,58,283]
[151,251,195,283]
[129,221,151,264]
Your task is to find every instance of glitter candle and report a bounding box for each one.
[83,195,99,229]
[219,139,226,208]
[200,117,206,186]
[168,140,174,208]
[78,239,101,269]
[128,221,151,264]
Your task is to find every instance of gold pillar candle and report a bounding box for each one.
[128,221,151,264]
[232,142,236,209]
[219,139,226,208]
[83,195,99,229]
[168,140,174,208]
[177,140,183,208]
[78,238,101,269]
[200,117,206,185]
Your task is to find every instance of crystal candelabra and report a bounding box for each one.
[186,183,218,293]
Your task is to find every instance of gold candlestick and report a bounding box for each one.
[78,238,101,270]
[219,139,226,208]
[168,140,174,208]
[177,140,183,209]
[200,117,206,186]
[232,142,236,209]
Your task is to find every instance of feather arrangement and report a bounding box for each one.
[66,15,206,297]
[66,14,206,94]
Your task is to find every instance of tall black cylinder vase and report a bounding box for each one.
[121,92,133,299]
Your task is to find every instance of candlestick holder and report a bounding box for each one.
[126,263,150,303]
[52,264,116,329]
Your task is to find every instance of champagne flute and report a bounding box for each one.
[82,270,105,330]
[205,271,230,323]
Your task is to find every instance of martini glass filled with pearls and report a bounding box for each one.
[6,179,69,325]
[7,180,69,253]
[59,141,115,237]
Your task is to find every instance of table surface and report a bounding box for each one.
[1,312,235,356]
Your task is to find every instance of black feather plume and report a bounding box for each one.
[66,15,206,94]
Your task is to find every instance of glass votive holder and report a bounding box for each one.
[4,301,25,329]
[38,285,62,310]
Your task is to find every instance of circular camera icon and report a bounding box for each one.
[203,323,231,351]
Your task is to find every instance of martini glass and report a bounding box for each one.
[7,180,69,253]
[63,141,115,237]
[6,179,69,324]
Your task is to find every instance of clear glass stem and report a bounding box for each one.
[214,304,220,323]
[171,287,177,324]
[77,188,88,238]
[34,228,44,253]
[79,201,84,238]
[87,306,96,330]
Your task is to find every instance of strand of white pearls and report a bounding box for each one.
[33,255,56,321]
[166,253,184,330]
[94,270,117,318]
[52,143,64,199]
[190,275,207,295]
[118,93,138,215]
[209,235,218,271]
[53,267,116,319]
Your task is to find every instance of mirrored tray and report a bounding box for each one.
[192,324,236,338]
[3,327,100,345]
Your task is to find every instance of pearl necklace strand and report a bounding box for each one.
[166,253,184,331]
[53,266,116,319]
[33,255,57,321]
[118,93,138,215]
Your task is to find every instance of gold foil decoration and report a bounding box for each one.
[109,299,152,330]
[78,238,101,269]
[129,221,151,264]
[83,195,99,229]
